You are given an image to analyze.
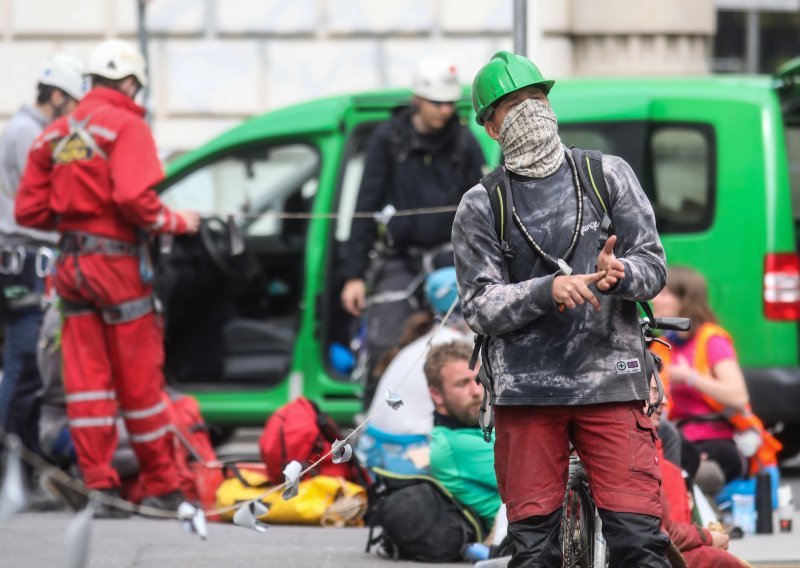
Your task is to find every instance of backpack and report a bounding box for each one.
[470,148,655,442]
[258,396,369,486]
[470,148,614,441]
[365,467,485,562]
[164,392,225,516]
[215,465,368,526]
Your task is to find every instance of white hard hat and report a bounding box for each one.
[86,39,148,87]
[38,53,86,101]
[412,57,462,103]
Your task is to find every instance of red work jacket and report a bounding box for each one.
[15,87,186,243]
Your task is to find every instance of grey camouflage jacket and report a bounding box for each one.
[452,150,666,406]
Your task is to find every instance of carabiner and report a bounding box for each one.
[0,246,26,276]
[35,247,56,278]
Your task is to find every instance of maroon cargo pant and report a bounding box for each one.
[494,401,670,567]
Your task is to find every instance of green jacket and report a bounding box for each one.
[429,412,500,529]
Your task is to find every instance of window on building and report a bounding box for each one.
[713,8,800,74]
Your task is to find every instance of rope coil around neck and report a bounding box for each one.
[510,148,584,274]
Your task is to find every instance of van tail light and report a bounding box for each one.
[764,253,800,320]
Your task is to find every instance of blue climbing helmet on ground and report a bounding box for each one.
[424,267,459,315]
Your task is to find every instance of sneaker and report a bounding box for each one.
[38,474,83,512]
[139,489,186,512]
[92,488,132,519]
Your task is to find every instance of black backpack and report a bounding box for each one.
[470,148,614,441]
[365,467,485,562]
[470,148,657,442]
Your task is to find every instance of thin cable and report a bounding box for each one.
[0,296,462,521]
[221,205,457,221]
[204,294,461,518]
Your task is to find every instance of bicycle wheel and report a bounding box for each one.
[561,462,595,568]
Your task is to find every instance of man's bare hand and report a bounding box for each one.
[178,210,201,235]
[341,278,367,316]
[710,529,730,550]
[552,271,605,311]
[596,235,625,292]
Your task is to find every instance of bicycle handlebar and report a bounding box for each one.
[650,317,691,332]
[639,315,690,416]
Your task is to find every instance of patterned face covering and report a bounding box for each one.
[498,98,564,178]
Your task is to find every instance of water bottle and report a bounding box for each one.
[732,493,756,535]
[755,470,773,534]
[778,485,794,533]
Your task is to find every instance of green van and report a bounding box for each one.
[157,69,800,454]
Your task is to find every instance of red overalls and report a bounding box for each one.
[16,87,187,497]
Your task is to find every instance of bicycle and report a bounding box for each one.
[560,313,691,568]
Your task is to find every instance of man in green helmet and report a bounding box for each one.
[452,51,669,566]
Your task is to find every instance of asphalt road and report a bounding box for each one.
[3,427,800,568]
[2,509,800,568]
[4,423,800,567]
[1,512,441,568]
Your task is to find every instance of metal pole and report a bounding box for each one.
[136,0,152,123]
[745,9,760,74]
[513,0,527,56]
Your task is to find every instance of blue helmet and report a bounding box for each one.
[424,267,459,315]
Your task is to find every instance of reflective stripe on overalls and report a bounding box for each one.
[50,112,109,162]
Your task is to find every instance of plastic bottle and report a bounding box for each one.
[778,484,794,533]
[732,493,756,535]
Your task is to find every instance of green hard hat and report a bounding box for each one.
[471,50,555,125]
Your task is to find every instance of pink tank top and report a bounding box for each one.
[668,333,737,442]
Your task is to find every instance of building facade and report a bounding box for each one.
[2,0,792,156]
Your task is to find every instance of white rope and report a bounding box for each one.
[211,204,457,222]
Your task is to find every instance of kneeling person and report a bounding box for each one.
[425,341,501,530]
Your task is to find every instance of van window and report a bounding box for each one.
[784,126,800,223]
[561,121,714,233]
[161,144,320,237]
[158,143,320,387]
[560,122,647,169]
[649,126,713,232]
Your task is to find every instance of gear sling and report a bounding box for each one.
[42,103,183,497]
[52,112,155,323]
[469,148,622,442]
